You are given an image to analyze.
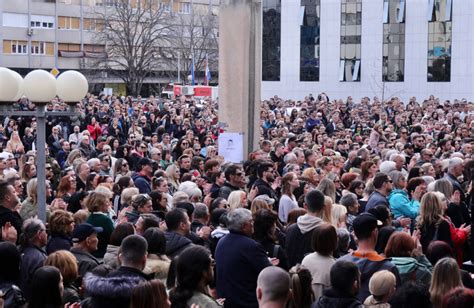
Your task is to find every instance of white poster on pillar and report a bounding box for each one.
[218,132,244,163]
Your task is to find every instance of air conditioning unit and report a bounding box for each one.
[27,28,35,36]
[182,86,194,96]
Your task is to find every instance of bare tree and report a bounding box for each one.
[92,0,173,95]
[162,8,218,84]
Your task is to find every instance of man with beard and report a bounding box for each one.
[253,162,279,206]
[365,173,393,212]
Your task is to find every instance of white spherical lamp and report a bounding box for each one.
[10,70,24,101]
[23,69,57,103]
[0,68,21,102]
[56,70,89,103]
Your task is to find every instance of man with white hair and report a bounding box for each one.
[215,208,272,308]
[256,267,291,308]
[390,153,409,177]
[444,157,469,226]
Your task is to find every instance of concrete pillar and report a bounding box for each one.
[218,0,261,158]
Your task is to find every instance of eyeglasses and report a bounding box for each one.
[140,146,147,149]
[182,142,189,146]
[122,163,128,167]
[386,180,393,183]
[103,159,110,162]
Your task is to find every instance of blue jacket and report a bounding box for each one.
[215,231,271,308]
[132,172,151,194]
[388,189,420,219]
[365,191,389,212]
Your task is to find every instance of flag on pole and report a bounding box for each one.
[191,54,195,86]
[205,54,211,86]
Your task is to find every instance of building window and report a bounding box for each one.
[383,0,405,82]
[179,3,191,14]
[31,41,46,55]
[83,18,105,31]
[58,16,80,30]
[30,15,54,29]
[340,0,362,82]
[300,0,320,82]
[2,13,29,28]
[427,0,452,82]
[262,0,281,81]
[160,2,171,12]
[10,41,28,54]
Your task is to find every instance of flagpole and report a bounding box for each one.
[177,51,181,83]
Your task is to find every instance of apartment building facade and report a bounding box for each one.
[0,0,218,94]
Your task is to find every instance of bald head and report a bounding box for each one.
[256,267,291,307]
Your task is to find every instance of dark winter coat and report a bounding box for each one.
[314,288,363,308]
[164,231,193,259]
[82,267,149,308]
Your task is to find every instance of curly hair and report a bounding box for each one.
[48,210,74,236]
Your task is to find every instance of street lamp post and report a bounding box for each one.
[0,68,88,222]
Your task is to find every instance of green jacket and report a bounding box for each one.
[390,255,432,286]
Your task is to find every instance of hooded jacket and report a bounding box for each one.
[389,256,432,286]
[164,231,193,259]
[132,172,151,194]
[82,270,146,308]
[285,214,324,267]
[314,288,362,308]
[339,251,401,303]
[388,189,419,219]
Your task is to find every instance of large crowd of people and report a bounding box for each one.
[0,92,473,308]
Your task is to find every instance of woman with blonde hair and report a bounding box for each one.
[227,190,247,210]
[317,178,336,203]
[65,149,83,168]
[85,191,114,258]
[418,192,453,253]
[429,257,463,308]
[20,178,52,221]
[44,250,80,305]
[421,162,437,178]
[250,198,271,215]
[6,130,25,158]
[165,164,180,194]
[322,196,334,225]
[331,203,347,228]
[302,167,320,186]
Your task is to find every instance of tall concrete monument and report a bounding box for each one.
[218,0,262,159]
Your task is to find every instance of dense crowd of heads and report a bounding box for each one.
[0,92,473,307]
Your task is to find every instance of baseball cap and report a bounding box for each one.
[72,223,103,243]
[253,194,275,205]
[0,152,13,160]
[352,213,382,238]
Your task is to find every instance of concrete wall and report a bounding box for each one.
[262,0,474,102]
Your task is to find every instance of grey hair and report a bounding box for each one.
[178,181,202,199]
[388,170,404,189]
[283,152,297,164]
[193,203,209,219]
[87,158,100,169]
[379,161,396,174]
[21,218,44,246]
[227,208,252,232]
[448,157,464,173]
[340,192,358,208]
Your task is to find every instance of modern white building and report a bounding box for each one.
[261,0,474,102]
